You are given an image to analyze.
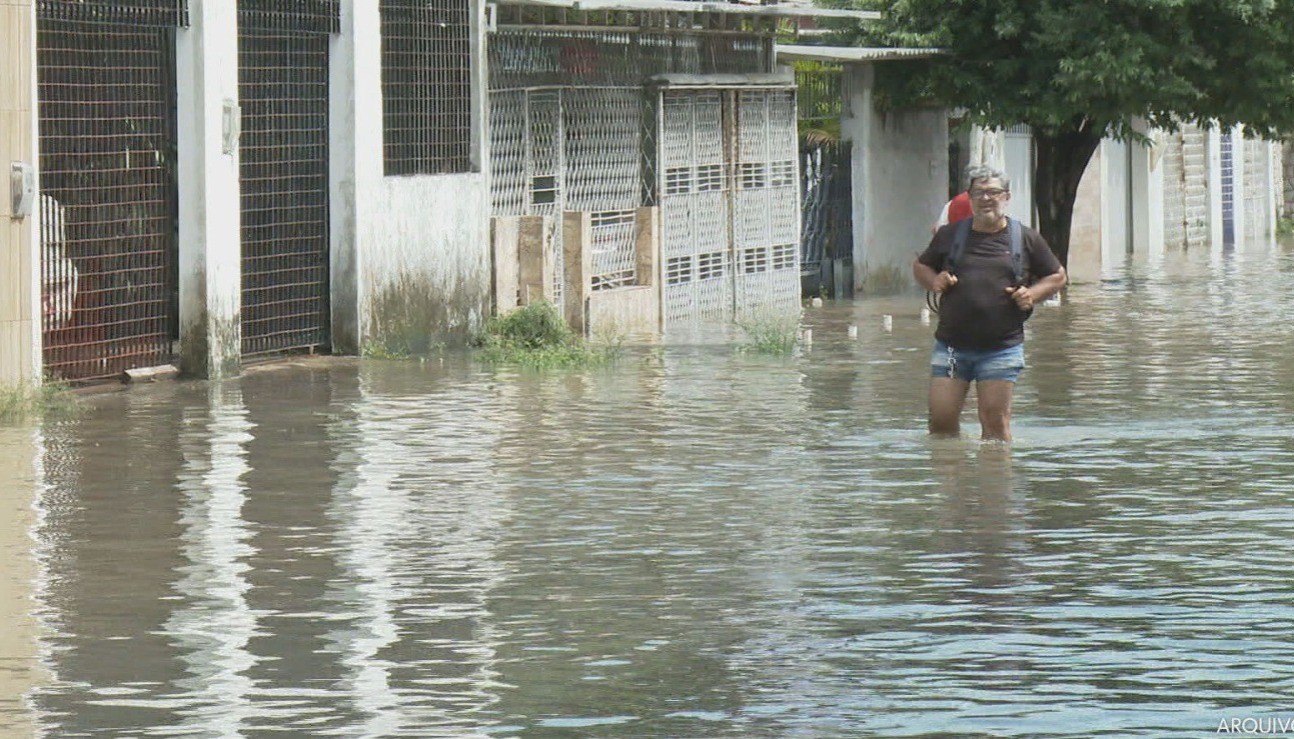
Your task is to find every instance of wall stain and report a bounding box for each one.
[365,271,488,355]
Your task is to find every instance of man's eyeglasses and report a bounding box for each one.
[970,188,1008,200]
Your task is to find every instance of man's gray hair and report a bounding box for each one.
[967,166,1011,192]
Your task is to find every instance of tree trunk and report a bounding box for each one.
[1032,122,1104,269]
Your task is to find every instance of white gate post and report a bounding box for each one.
[0,0,40,384]
[176,0,243,379]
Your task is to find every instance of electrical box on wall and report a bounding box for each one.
[10,161,35,219]
[222,98,241,156]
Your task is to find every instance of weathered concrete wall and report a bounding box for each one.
[1067,148,1103,283]
[1069,128,1163,282]
[175,0,243,379]
[333,0,490,357]
[361,176,491,354]
[0,0,39,384]
[842,63,948,294]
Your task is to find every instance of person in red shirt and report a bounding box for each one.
[932,164,987,232]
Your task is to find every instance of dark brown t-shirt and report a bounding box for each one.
[917,220,1062,351]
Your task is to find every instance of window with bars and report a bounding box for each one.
[380,0,474,175]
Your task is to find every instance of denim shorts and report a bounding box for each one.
[930,340,1025,383]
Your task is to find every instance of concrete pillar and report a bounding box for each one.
[176,0,242,379]
[1137,122,1165,263]
[0,0,39,385]
[491,216,521,314]
[634,206,657,288]
[329,0,382,355]
[562,210,591,333]
[517,215,554,305]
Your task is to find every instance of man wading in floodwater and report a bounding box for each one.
[912,168,1067,442]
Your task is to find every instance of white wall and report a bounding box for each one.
[843,62,948,293]
[332,0,491,355]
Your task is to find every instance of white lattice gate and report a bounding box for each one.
[658,87,800,332]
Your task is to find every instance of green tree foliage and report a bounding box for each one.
[839,0,1294,265]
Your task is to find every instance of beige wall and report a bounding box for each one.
[0,0,37,384]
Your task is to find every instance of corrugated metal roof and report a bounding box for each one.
[776,44,944,63]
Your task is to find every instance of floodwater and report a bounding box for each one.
[3,241,1294,738]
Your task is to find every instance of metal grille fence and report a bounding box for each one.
[657,88,800,330]
[37,20,179,382]
[660,90,730,327]
[794,63,841,129]
[489,86,647,297]
[239,0,339,33]
[38,0,187,27]
[489,29,769,295]
[799,140,851,295]
[238,9,333,356]
[733,89,800,319]
[564,88,643,289]
[490,30,769,90]
[381,0,473,175]
[1220,131,1235,246]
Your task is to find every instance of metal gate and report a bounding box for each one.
[237,2,337,357]
[799,140,852,298]
[658,87,800,331]
[489,89,566,309]
[36,3,186,382]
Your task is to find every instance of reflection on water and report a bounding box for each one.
[0,427,43,739]
[11,244,1294,737]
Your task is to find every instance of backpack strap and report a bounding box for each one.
[1007,217,1025,286]
[946,217,972,275]
[948,216,1027,285]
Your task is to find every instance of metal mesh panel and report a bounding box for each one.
[734,89,799,319]
[794,64,841,128]
[238,26,331,356]
[564,88,642,288]
[381,0,473,175]
[489,90,529,215]
[489,30,768,90]
[488,28,769,300]
[659,90,731,328]
[38,0,188,27]
[490,87,646,295]
[1221,131,1235,245]
[657,88,799,330]
[37,21,178,382]
[237,0,339,33]
[528,91,565,308]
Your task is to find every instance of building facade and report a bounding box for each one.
[2,0,876,386]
